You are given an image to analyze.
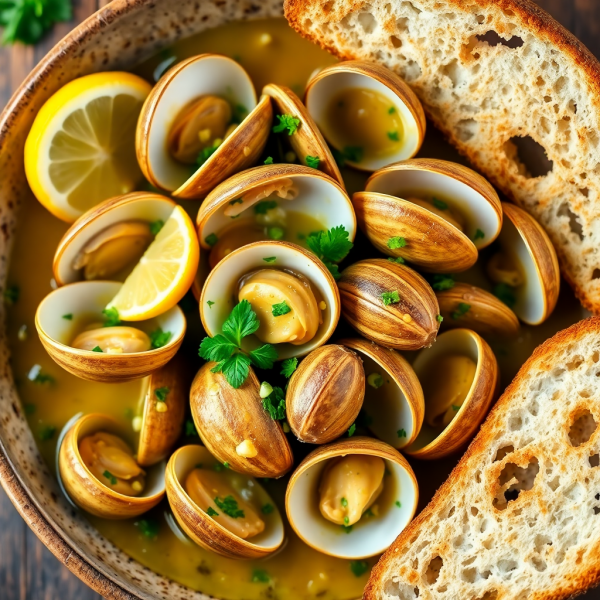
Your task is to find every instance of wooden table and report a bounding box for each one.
[0,1,599,598]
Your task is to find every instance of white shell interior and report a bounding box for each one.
[200,172,356,245]
[365,167,501,248]
[173,445,284,550]
[36,281,185,351]
[407,329,480,451]
[498,216,546,325]
[305,71,420,171]
[287,455,417,559]
[354,351,416,450]
[200,242,339,360]
[56,196,176,284]
[146,55,257,191]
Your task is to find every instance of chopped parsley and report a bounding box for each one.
[388,256,405,265]
[0,0,72,45]
[341,497,348,507]
[381,290,401,306]
[185,419,198,437]
[305,155,320,169]
[229,198,243,205]
[437,314,444,323]
[280,357,298,378]
[263,156,274,165]
[62,313,73,320]
[367,373,384,389]
[395,500,402,508]
[206,506,219,517]
[103,470,118,485]
[92,346,103,353]
[28,365,54,385]
[342,146,363,163]
[150,328,172,349]
[38,424,56,441]
[387,131,400,141]
[397,428,407,438]
[272,301,291,317]
[102,307,121,327]
[306,225,354,280]
[262,386,286,421]
[232,103,248,123]
[268,226,285,240]
[451,302,471,320]
[214,495,245,518]
[207,300,215,308]
[452,404,461,411]
[473,228,485,241]
[350,560,370,577]
[205,233,218,247]
[251,569,271,583]
[387,236,407,250]
[272,114,300,135]
[432,198,448,210]
[493,283,517,309]
[347,423,356,437]
[261,503,274,515]
[135,518,159,539]
[150,219,164,235]
[254,200,277,214]
[388,106,396,114]
[197,140,221,166]
[341,524,353,534]
[430,274,455,291]
[344,516,350,525]
[263,256,277,263]
[154,386,170,402]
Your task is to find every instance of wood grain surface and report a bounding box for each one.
[0,1,599,599]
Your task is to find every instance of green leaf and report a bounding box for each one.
[397,428,407,438]
[315,225,354,262]
[61,313,73,320]
[92,346,103,353]
[185,419,198,437]
[451,302,471,320]
[388,106,396,114]
[341,524,353,534]
[347,423,356,437]
[432,198,448,210]
[221,300,260,346]
[207,300,215,308]
[272,301,291,317]
[38,424,56,441]
[214,495,245,518]
[268,226,285,240]
[249,344,278,370]
[263,156,274,165]
[350,560,370,577]
[263,256,277,263]
[305,155,320,169]
[493,283,517,309]
[272,113,300,135]
[342,146,363,163]
[254,200,277,214]
[229,198,243,205]
[150,219,164,235]
[150,328,172,349]
[0,0,72,45]
[251,569,271,583]
[28,365,55,385]
[103,470,117,485]
[154,386,170,402]
[196,142,220,166]
[395,500,402,508]
[232,104,248,123]
[473,228,485,241]
[324,260,341,281]
[341,497,348,507]
[102,306,120,327]
[206,506,219,517]
[261,503,274,515]
[387,236,407,250]
[199,334,238,362]
[367,373,384,389]
[437,314,444,323]
[205,232,218,247]
[381,290,400,306]
[218,353,252,388]
[280,357,298,378]
[430,274,456,291]
[262,386,286,421]
[387,130,400,141]
[388,256,405,265]
[135,518,159,539]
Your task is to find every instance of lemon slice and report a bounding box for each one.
[25,72,152,222]
[107,205,200,321]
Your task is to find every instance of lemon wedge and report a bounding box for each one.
[25,72,152,222]
[107,205,200,321]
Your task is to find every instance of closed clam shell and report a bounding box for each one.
[338,259,439,351]
[189,363,293,478]
[286,344,365,444]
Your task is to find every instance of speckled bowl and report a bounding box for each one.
[0,2,284,599]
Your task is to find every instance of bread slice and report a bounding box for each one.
[358,316,600,600]
[284,0,600,314]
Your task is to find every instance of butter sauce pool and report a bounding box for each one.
[5,16,587,600]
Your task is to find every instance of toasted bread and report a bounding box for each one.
[358,317,600,600]
[284,0,600,314]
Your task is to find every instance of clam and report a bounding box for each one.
[286,344,365,444]
[286,437,418,559]
[436,282,520,339]
[36,281,185,382]
[353,158,503,272]
[58,413,165,519]
[136,54,272,199]
[200,241,340,360]
[405,329,499,460]
[339,338,424,449]
[166,445,284,559]
[305,61,426,172]
[263,84,343,185]
[190,363,293,478]
[486,202,560,325]
[338,258,439,351]
[196,164,355,269]
[53,192,176,285]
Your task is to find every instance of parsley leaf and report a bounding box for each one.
[199,334,238,363]
[272,301,291,317]
[212,353,252,389]
[263,256,277,263]
[249,344,278,370]
[150,219,164,235]
[135,518,159,539]
[206,506,219,517]
[103,470,117,485]
[0,0,72,45]
[387,131,400,141]
[493,283,517,309]
[341,524,353,533]
[387,236,407,250]
[432,198,448,210]
[62,313,73,320]
[102,307,121,327]
[381,290,400,306]
[451,302,471,319]
[207,300,215,308]
[272,114,300,135]
[342,146,363,163]
[473,228,485,241]
[430,274,455,291]
[306,225,353,277]
[214,495,245,518]
[388,256,405,265]
[205,233,218,247]
[262,386,286,421]
[221,299,260,346]
[38,424,56,441]
[185,419,198,437]
[305,155,320,169]
[388,106,396,114]
[347,423,356,437]
[263,156,274,165]
[150,328,172,349]
[350,560,370,577]
[252,569,271,583]
[437,314,444,323]
[254,200,277,214]
[261,503,274,515]
[92,346,103,353]
[280,357,298,378]
[154,386,170,402]
[196,140,220,166]
[397,428,407,438]
[268,226,285,240]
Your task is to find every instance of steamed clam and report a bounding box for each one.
[305,61,426,172]
[58,413,165,519]
[166,445,284,559]
[136,54,272,199]
[35,281,185,382]
[286,437,418,558]
[353,158,503,272]
[405,329,499,460]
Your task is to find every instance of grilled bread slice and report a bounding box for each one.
[360,317,600,600]
[285,0,600,314]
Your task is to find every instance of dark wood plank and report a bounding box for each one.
[0,488,26,600]
[573,0,600,59]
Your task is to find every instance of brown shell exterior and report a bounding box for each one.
[137,357,188,467]
[189,363,294,478]
[338,259,440,350]
[286,344,365,444]
[437,282,521,339]
[58,414,164,519]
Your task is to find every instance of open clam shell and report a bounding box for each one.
[305,61,426,172]
[200,241,340,360]
[36,281,185,383]
[165,445,285,559]
[53,192,176,286]
[262,83,343,186]
[285,437,418,559]
[339,338,424,449]
[196,164,356,262]
[136,358,187,467]
[492,202,560,325]
[136,54,272,199]
[405,329,499,460]
[58,413,165,519]
[354,158,502,272]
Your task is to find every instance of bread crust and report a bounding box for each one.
[362,316,600,600]
[285,0,600,314]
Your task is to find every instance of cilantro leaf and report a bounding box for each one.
[342,146,363,163]
[324,260,341,280]
[263,156,274,165]
[249,344,278,370]
[62,313,73,320]
[306,225,354,270]
[150,219,164,235]
[222,299,260,346]
[280,357,298,378]
[305,155,320,169]
[0,0,72,46]
[214,353,251,389]
[388,256,405,265]
[272,114,300,135]
[272,301,291,317]
[254,200,277,214]
[214,495,245,518]
[150,328,172,349]
[268,226,285,240]
[381,290,400,306]
[432,198,448,210]
[263,256,277,263]
[185,419,198,437]
[262,386,286,420]
[92,346,103,352]
[397,428,407,438]
[102,307,121,327]
[103,470,117,485]
[206,506,219,517]
[473,228,485,241]
[387,131,400,141]
[38,424,56,441]
[437,314,444,323]
[199,334,238,363]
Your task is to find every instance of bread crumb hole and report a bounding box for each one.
[390,35,402,48]
[357,12,377,33]
[568,409,598,447]
[471,506,479,516]
[478,591,498,600]
[493,458,539,510]
[476,30,524,48]
[592,269,600,281]
[505,136,554,178]
[590,454,599,467]
[494,445,514,461]
[424,556,443,585]
[557,202,584,240]
[456,119,478,142]
[566,356,584,370]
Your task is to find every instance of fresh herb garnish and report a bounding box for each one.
[262,386,286,421]
[252,569,271,583]
[268,226,285,240]
[342,146,363,163]
[347,423,356,437]
[154,386,170,402]
[493,283,517,308]
[387,131,400,141]
[367,373,384,389]
[430,274,455,291]
[197,140,220,166]
[272,114,300,135]
[28,364,54,385]
[344,516,350,525]
[306,225,354,280]
[263,256,277,263]
[280,357,298,378]
[381,290,400,306]
[205,233,218,247]
[451,302,471,320]
[207,300,215,308]
[305,155,320,169]
[103,470,118,485]
[0,0,72,45]
[62,313,73,320]
[272,301,291,317]
[263,156,274,165]
[388,106,396,114]
[214,495,244,519]
[229,198,243,206]
[387,236,407,250]
[473,228,485,241]
[388,256,405,264]
[135,518,159,539]
[102,307,121,327]
[38,424,56,441]
[437,314,444,323]
[397,428,407,438]
[341,497,348,507]
[350,560,370,577]
[232,104,248,123]
[452,404,461,411]
[254,200,277,214]
[92,346,103,353]
[395,500,402,508]
[341,524,353,534]
[185,419,198,437]
[261,503,274,515]
[433,198,448,210]
[150,328,172,349]
[198,300,278,388]
[213,463,224,472]
[150,219,164,235]
[206,506,219,517]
